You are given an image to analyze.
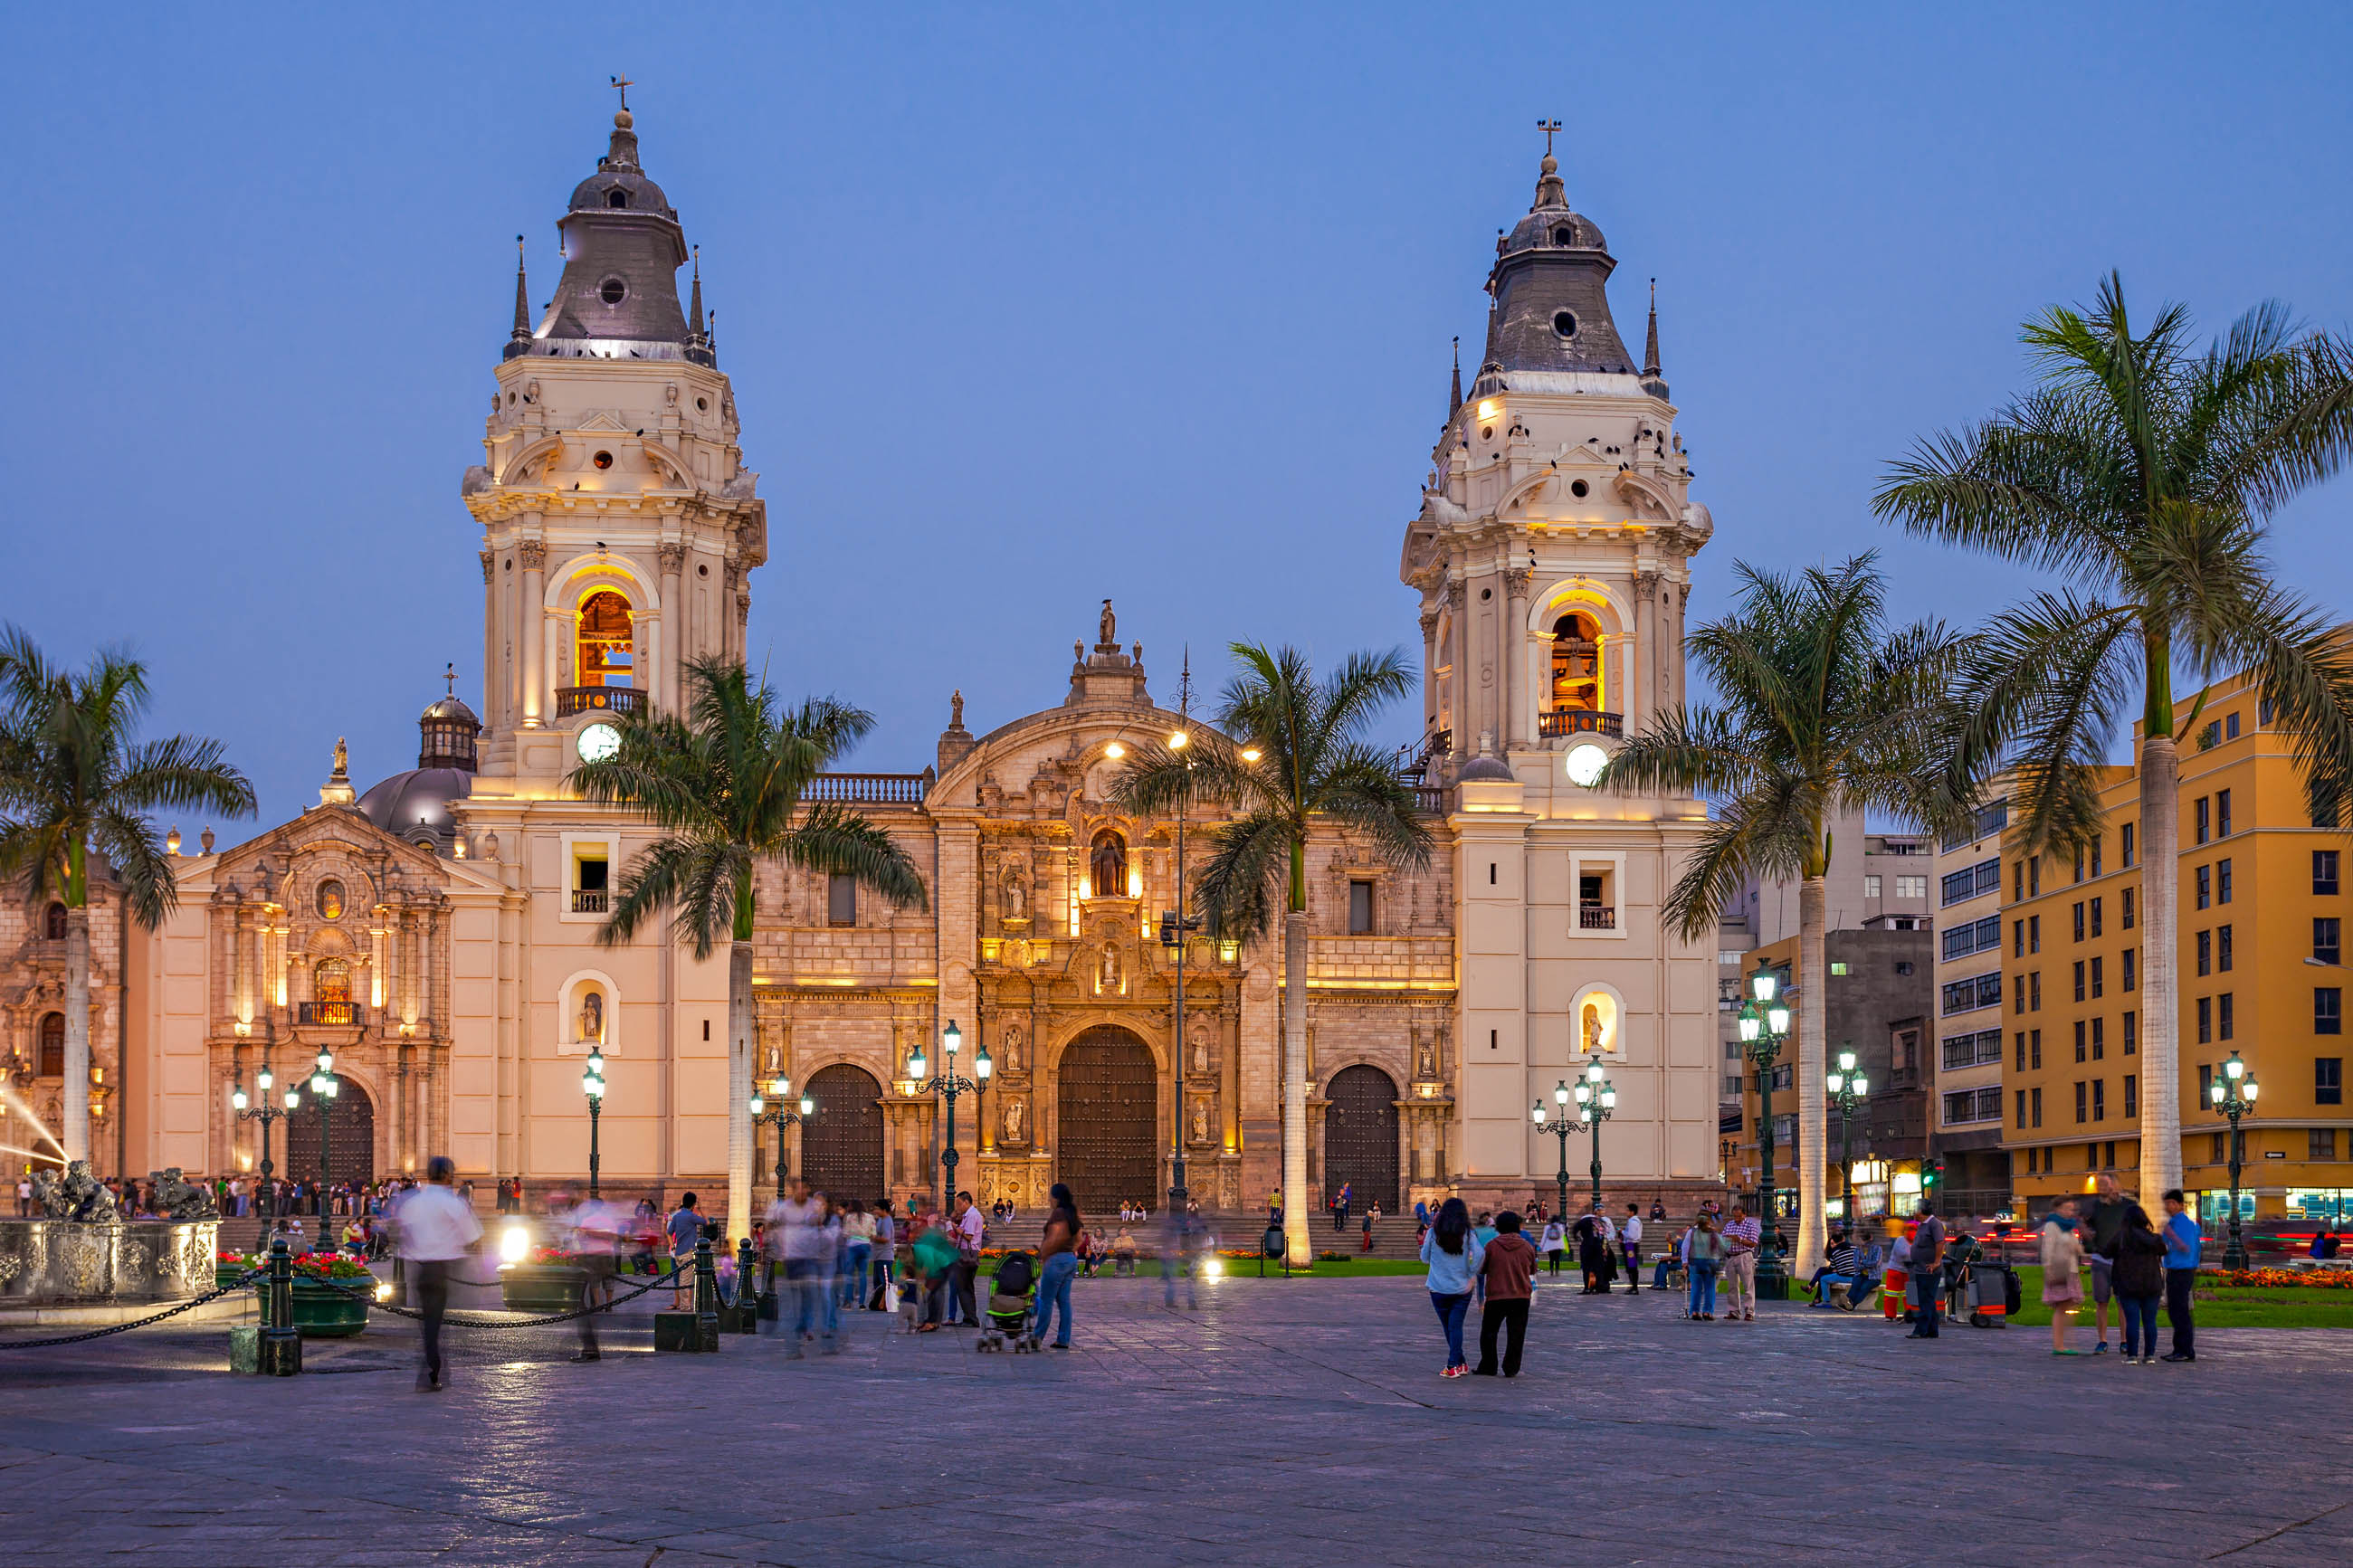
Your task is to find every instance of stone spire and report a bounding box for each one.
[1640,278,1670,400]
[504,235,533,360]
[1448,336,1462,419]
[684,246,715,367]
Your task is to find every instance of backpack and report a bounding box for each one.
[2004,1269,2023,1316]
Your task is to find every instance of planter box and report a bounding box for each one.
[289,1278,369,1338]
[500,1263,588,1314]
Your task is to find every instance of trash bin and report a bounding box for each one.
[1967,1260,2015,1327]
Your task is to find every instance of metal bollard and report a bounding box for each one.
[733,1237,759,1333]
[692,1239,721,1352]
[260,1239,301,1375]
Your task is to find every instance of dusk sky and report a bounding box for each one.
[6,5,2350,831]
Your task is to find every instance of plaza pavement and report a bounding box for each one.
[0,1270,2345,1566]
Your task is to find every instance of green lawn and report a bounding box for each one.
[1957,1266,2353,1330]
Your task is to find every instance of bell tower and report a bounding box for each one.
[461,100,766,787]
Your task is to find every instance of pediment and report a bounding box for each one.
[573,412,629,432]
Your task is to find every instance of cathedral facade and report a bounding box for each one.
[59,111,1723,1225]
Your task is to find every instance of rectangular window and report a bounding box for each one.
[2031,1086,2043,1127]
[1899,874,1928,898]
[1941,859,2001,906]
[2120,822,2136,868]
[2123,1012,2137,1055]
[2319,918,2341,966]
[2218,924,2233,973]
[2261,696,2276,726]
[2211,1131,2228,1164]
[2319,988,2343,1036]
[2092,1080,2105,1122]
[2014,861,2024,901]
[2090,897,2103,937]
[827,873,857,927]
[2090,1016,2104,1059]
[2029,914,2041,953]
[2320,850,2342,896]
[2313,1128,2339,1161]
[2013,919,2025,959]
[2091,955,2104,999]
[2072,902,2086,943]
[2032,1029,2043,1069]
[2030,858,2041,898]
[2074,1081,2087,1124]
[1944,972,2003,1015]
[2073,960,2086,1003]
[2197,996,2213,1044]
[2073,1019,2087,1062]
[2016,1088,2028,1129]
[1348,880,1374,935]
[2015,1031,2027,1071]
[2320,1058,2345,1106]
[2123,947,2137,990]
[2196,929,2212,977]
[2219,859,2233,904]
[1863,874,1882,898]
[2124,1074,2138,1117]
[2030,971,2043,1012]
[2196,865,2211,909]
[2091,841,2103,879]
[2121,888,2135,930]
[571,851,610,913]
[2199,1063,2214,1103]
[2011,974,2024,1016]
[2226,711,2241,740]
[2105,1140,2118,1170]
[1941,915,2002,961]
[2217,788,2233,837]
[2318,787,2345,830]
[2219,993,2234,1041]
[2195,796,2210,845]
[2073,849,2086,884]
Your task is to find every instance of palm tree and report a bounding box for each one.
[1876,273,2353,1204]
[569,656,929,1240]
[1600,557,1974,1277]
[1111,643,1429,1266]
[0,626,255,1164]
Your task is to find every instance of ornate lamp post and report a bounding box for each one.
[1157,677,1200,1221]
[1824,1044,1868,1224]
[582,1047,606,1200]
[748,1074,815,1201]
[1738,962,1793,1298]
[1532,1079,1577,1225]
[1572,1054,1615,1212]
[2209,1049,2260,1270]
[909,1021,988,1210]
[229,1056,292,1241]
[294,1047,340,1248]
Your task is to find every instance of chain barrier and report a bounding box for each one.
[0,1269,266,1352]
[308,1263,691,1328]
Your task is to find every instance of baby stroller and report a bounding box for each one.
[978,1250,1041,1353]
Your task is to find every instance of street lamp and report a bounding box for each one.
[1532,1079,1577,1226]
[1739,962,1793,1298]
[748,1074,816,1201]
[1157,671,1204,1224]
[910,1021,988,1210]
[582,1047,606,1200]
[2209,1049,2260,1270]
[1573,1053,1615,1212]
[294,1046,340,1249]
[229,1055,291,1241]
[1824,1044,1867,1223]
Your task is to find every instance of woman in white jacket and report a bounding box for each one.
[2041,1198,2089,1355]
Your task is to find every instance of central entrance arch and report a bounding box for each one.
[285,1077,376,1183]
[1323,1065,1399,1212]
[799,1064,884,1202]
[1054,1027,1158,1216]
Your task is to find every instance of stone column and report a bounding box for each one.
[519,537,548,728]
[656,542,686,710]
[480,547,498,731]
[1504,566,1531,748]
[1632,570,1659,734]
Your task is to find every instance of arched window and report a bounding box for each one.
[1551,223,1576,247]
[38,1012,64,1077]
[1087,830,1128,899]
[1550,612,1603,714]
[606,188,630,209]
[576,591,635,689]
[315,879,345,920]
[43,902,66,941]
[313,958,352,1004]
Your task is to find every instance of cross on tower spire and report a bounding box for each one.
[1537,119,1563,156]
[445,661,458,698]
[609,75,633,110]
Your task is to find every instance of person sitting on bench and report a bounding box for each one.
[1807,1233,1862,1307]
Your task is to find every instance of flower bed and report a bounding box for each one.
[2210,1267,2353,1289]
[214,1250,376,1335]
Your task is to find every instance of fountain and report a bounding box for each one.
[0,1162,221,1308]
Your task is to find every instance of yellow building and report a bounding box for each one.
[2003,670,2353,1223]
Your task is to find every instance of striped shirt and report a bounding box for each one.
[1721,1216,1761,1255]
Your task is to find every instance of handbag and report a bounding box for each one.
[882,1279,901,1313]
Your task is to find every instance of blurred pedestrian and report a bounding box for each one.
[1034,1183,1081,1349]
[1538,1217,1566,1276]
[1161,1206,1197,1309]
[393,1156,481,1393]
[570,1195,621,1363]
[1684,1212,1724,1320]
[666,1193,703,1309]
[2041,1197,2086,1354]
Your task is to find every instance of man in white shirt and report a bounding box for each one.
[948,1192,985,1326]
[392,1156,483,1392]
[1620,1202,1644,1295]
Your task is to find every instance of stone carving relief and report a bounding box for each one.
[1002,1097,1026,1145]
[1000,1022,1024,1074]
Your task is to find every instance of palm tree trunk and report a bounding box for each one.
[1793,876,1827,1276]
[727,940,754,1243]
[1282,909,1311,1267]
[62,907,90,1165]
[2138,732,2182,1207]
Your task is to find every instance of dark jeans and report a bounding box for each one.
[1474,1297,1530,1375]
[578,1256,614,1355]
[1335,1204,1349,1232]
[2118,1292,2161,1356]
[950,1259,979,1325]
[1430,1289,1472,1368]
[1909,1269,1939,1335]
[414,1259,450,1379]
[2165,1267,2196,1356]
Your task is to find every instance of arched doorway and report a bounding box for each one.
[798,1064,884,1202]
[1054,1027,1157,1215]
[1324,1065,1399,1212]
[285,1078,376,1183]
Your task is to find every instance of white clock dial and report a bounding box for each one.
[577,722,622,764]
[1564,742,1609,788]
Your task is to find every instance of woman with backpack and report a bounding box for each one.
[1419,1197,1485,1378]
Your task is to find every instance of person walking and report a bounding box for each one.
[2079,1174,2138,1354]
[2160,1189,2200,1363]
[1573,1209,1607,1294]
[1033,1183,1081,1349]
[948,1191,984,1326]
[1361,1203,1376,1254]
[1684,1212,1725,1320]
[1620,1202,1643,1295]
[1905,1203,1948,1339]
[868,1198,898,1309]
[666,1193,703,1310]
[2040,1198,2087,1354]
[392,1156,481,1393]
[1538,1217,1566,1276]
[1720,1204,1760,1321]
[1472,1212,1538,1376]
[1419,1197,1484,1377]
[1881,1220,1912,1323]
[2112,1202,2167,1364]
[569,1194,620,1363]
[1333,1182,1352,1234]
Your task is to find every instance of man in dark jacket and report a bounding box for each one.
[1905,1204,1947,1338]
[2081,1174,2149,1354]
[1472,1212,1539,1376]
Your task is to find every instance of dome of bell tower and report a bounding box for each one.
[1478,148,1635,381]
[514,106,706,363]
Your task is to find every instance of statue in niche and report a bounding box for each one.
[1003,867,1027,921]
[1098,943,1122,992]
[1189,1016,1212,1076]
[1191,1100,1211,1145]
[1089,829,1126,898]
[1004,1098,1025,1143]
[580,989,605,1043]
[1001,1022,1024,1073]
[1417,1036,1438,1080]
[1582,1000,1606,1055]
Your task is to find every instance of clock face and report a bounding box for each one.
[576,722,622,764]
[1564,743,1609,788]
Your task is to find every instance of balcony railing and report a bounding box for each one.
[1539,710,1624,739]
[1414,785,1450,815]
[803,773,930,805]
[1578,905,1617,930]
[571,889,609,914]
[297,1002,364,1026]
[556,685,643,718]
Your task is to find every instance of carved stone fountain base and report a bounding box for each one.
[0,1219,223,1305]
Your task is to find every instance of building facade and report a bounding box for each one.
[1930,794,2015,1216]
[68,113,1731,1225]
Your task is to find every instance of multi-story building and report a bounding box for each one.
[1931,794,2015,1216]
[1861,832,1935,931]
[2004,670,2353,1222]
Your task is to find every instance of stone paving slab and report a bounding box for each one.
[0,1273,2345,1564]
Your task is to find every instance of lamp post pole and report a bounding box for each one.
[1157,665,1203,1224]
[582,1047,605,1200]
[910,1022,988,1212]
[1574,1054,1615,1212]
[229,1055,291,1248]
[748,1076,814,1202]
[1532,1080,1577,1226]
[1739,962,1793,1299]
[1825,1045,1867,1226]
[301,1047,340,1248]
[2210,1049,2259,1270]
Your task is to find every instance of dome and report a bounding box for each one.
[1503,205,1607,257]
[566,168,677,220]
[1455,755,1518,783]
[357,767,472,854]
[421,693,480,726]
[1476,150,1634,380]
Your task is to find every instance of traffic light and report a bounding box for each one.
[1922,1158,1944,1192]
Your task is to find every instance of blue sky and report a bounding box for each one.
[5,4,2350,829]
